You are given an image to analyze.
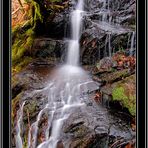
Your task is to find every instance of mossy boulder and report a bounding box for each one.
[101,74,136,116]
[112,75,136,116]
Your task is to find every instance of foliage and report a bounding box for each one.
[12,57,33,73]
[31,0,43,29]
[12,26,34,65]
[12,0,44,72]
[112,52,136,69]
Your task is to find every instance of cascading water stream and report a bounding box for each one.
[67,0,84,66]
[37,2,85,147]
[108,34,111,57]
[15,101,26,148]
[14,0,92,148]
[99,0,113,57]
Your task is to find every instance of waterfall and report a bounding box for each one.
[14,1,99,148]
[27,1,90,148]
[104,33,112,57]
[66,0,84,66]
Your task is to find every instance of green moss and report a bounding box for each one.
[12,0,66,73]
[13,57,33,73]
[23,135,28,148]
[12,25,35,65]
[12,25,20,37]
[112,87,128,101]
[31,1,43,29]
[112,86,136,116]
[25,37,34,48]
[25,28,34,36]
[12,0,43,70]
[119,46,124,52]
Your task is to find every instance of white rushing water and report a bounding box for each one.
[98,0,113,57]
[14,0,98,148]
[67,0,84,65]
[15,101,26,148]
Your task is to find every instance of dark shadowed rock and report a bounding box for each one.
[31,38,68,63]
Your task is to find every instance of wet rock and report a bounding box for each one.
[31,38,67,62]
[12,65,135,148]
[99,69,132,83]
[23,98,42,122]
[93,52,135,75]
[91,53,136,116]
[78,0,136,65]
[96,57,114,71]
[80,22,133,64]
[45,10,70,39]
[57,141,64,148]
[12,82,24,99]
[60,95,134,147]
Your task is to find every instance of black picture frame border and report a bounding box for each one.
[2,0,11,147]
[1,0,147,147]
[137,0,147,147]
[0,0,2,147]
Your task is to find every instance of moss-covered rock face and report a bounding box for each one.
[12,0,69,73]
[112,75,136,116]
[101,74,136,116]
[12,0,41,72]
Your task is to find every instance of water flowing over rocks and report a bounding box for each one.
[30,0,136,65]
[12,63,135,147]
[80,0,136,64]
[12,0,136,147]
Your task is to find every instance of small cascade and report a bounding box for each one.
[67,0,84,66]
[104,33,112,57]
[101,0,111,22]
[15,101,26,148]
[99,0,113,57]
[104,35,108,57]
[102,0,107,21]
[108,33,112,57]
[130,32,135,55]
[127,32,131,49]
[28,105,54,148]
